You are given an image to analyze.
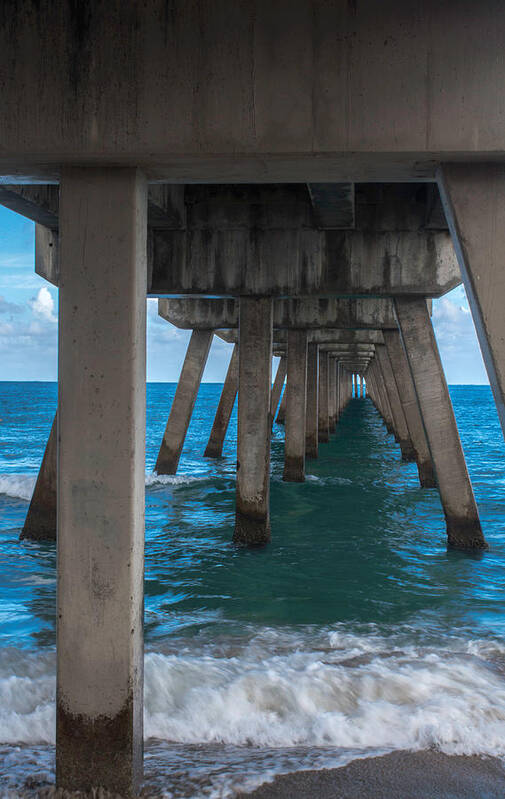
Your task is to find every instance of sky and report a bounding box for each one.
[0,204,489,384]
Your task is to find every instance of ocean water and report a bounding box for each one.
[1,381,505,797]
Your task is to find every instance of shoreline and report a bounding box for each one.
[239,750,505,799]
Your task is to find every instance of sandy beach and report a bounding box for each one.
[240,750,505,799]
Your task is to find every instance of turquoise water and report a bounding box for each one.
[1,382,505,797]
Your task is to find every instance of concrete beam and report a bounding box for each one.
[159,298,399,331]
[3,4,505,181]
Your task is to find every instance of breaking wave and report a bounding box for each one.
[2,627,505,760]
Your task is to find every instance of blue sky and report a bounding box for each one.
[0,204,488,384]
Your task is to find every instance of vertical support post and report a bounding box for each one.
[204,344,238,458]
[395,297,486,550]
[360,375,364,398]
[21,411,57,541]
[57,167,147,795]
[335,361,341,421]
[276,386,287,425]
[372,358,394,433]
[438,164,505,438]
[305,342,319,459]
[318,350,329,442]
[270,355,287,426]
[156,329,213,474]
[234,298,273,546]
[283,330,308,481]
[328,356,337,432]
[375,344,416,461]
[383,329,436,487]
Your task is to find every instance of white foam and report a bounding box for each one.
[145,473,208,489]
[0,475,36,502]
[2,629,505,761]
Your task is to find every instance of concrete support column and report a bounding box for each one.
[283,330,308,482]
[204,344,238,458]
[372,359,394,433]
[305,343,319,459]
[336,361,341,420]
[375,344,416,461]
[234,298,273,546]
[57,167,147,795]
[439,164,505,439]
[383,329,436,488]
[270,356,287,426]
[395,298,486,550]
[360,375,365,398]
[156,329,213,474]
[328,356,337,432]
[276,386,287,425]
[318,350,330,443]
[21,411,57,541]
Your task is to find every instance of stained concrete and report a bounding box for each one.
[204,344,238,459]
[283,330,308,482]
[395,298,486,550]
[305,343,319,459]
[21,412,57,541]
[155,329,213,474]
[234,298,273,546]
[56,168,146,795]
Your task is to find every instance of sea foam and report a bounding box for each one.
[2,628,505,761]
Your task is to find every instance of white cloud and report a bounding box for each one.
[29,286,57,323]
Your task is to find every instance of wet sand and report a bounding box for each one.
[240,750,505,799]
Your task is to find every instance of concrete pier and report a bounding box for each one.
[328,357,337,432]
[318,350,330,443]
[305,343,319,459]
[375,345,416,461]
[439,164,505,440]
[204,344,238,458]
[270,356,287,426]
[57,168,147,795]
[276,388,287,425]
[395,298,486,550]
[283,330,308,482]
[234,298,273,546]
[371,359,394,434]
[383,329,436,488]
[156,329,213,474]
[21,412,57,541]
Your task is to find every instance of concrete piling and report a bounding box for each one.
[21,411,57,541]
[270,355,287,426]
[318,350,330,443]
[375,345,416,461]
[283,330,308,482]
[57,167,147,796]
[383,329,436,488]
[204,344,238,458]
[156,329,213,474]
[305,343,319,459]
[395,297,487,550]
[234,298,273,546]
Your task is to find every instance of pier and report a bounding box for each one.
[2,2,505,793]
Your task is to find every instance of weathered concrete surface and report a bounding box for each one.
[3,3,505,181]
[234,298,273,546]
[270,356,287,427]
[276,387,287,425]
[438,163,505,439]
[21,412,57,541]
[375,345,416,461]
[155,329,213,474]
[383,329,436,488]
[318,351,329,443]
[328,357,337,432]
[371,359,394,434]
[395,298,486,550]
[159,297,398,331]
[305,343,319,459]
[152,226,457,298]
[204,344,238,458]
[57,168,146,795]
[283,330,308,482]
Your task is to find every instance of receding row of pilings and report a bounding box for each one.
[23,296,486,554]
